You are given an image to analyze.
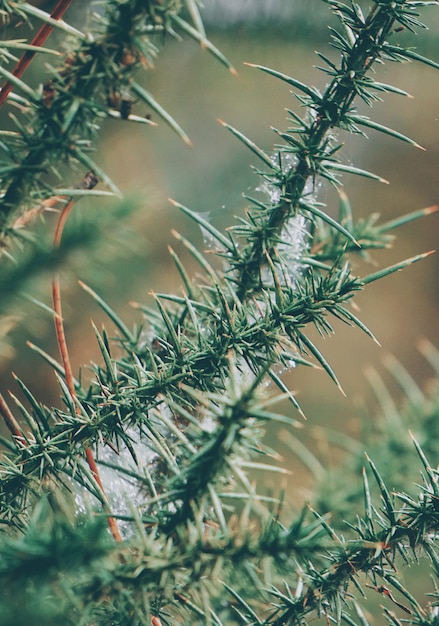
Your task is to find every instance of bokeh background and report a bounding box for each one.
[1,0,439,501]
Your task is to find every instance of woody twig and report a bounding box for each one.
[51,170,122,543]
[0,0,73,106]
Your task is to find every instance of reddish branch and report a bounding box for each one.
[51,179,122,543]
[0,393,24,439]
[0,0,73,106]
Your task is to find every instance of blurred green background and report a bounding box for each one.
[1,2,439,501]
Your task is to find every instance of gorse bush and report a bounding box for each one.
[0,0,438,624]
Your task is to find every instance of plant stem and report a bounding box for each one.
[0,393,24,439]
[0,0,73,106]
[51,187,122,543]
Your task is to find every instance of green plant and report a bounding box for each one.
[0,1,438,624]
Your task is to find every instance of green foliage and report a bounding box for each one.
[314,341,439,527]
[0,1,438,624]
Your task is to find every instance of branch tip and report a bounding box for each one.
[337,382,347,397]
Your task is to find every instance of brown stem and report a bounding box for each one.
[51,198,76,395]
[0,0,73,106]
[51,184,122,543]
[85,447,122,542]
[0,393,24,440]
